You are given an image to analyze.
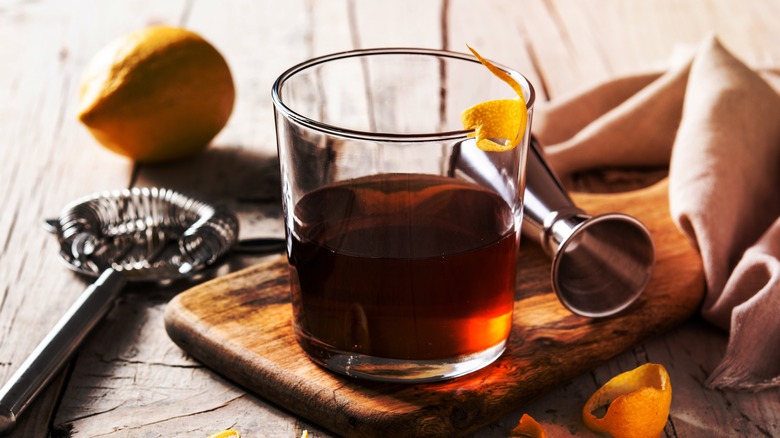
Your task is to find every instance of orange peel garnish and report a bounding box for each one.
[511,413,547,437]
[207,429,240,438]
[461,45,528,152]
[583,363,672,438]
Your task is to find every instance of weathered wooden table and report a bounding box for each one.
[1,1,779,436]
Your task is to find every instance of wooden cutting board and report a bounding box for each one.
[164,179,704,437]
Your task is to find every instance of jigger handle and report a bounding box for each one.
[0,269,125,433]
[522,136,587,253]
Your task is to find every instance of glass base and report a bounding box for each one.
[294,328,507,383]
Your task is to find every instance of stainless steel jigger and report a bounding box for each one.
[451,136,655,318]
[522,136,655,317]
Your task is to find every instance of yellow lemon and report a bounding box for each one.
[78,26,235,163]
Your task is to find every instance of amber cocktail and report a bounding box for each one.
[272,48,534,382]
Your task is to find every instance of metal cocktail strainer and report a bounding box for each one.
[0,187,250,432]
[52,187,240,280]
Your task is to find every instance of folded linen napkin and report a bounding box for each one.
[532,36,780,391]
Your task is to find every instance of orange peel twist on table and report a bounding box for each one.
[582,363,673,438]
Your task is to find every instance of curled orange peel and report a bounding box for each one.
[511,413,547,437]
[583,363,672,438]
[461,45,528,152]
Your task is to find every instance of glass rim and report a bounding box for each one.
[271,47,536,143]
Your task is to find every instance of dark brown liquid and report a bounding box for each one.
[288,174,517,360]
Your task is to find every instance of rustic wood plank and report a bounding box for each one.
[446,0,545,99]
[0,1,187,436]
[162,180,705,437]
[53,287,328,437]
[0,1,779,436]
[517,317,780,438]
[351,0,443,49]
[521,0,780,99]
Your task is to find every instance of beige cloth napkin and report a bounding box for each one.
[532,36,780,391]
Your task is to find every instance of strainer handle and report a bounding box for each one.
[0,268,125,433]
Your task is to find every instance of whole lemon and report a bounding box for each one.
[78,26,235,163]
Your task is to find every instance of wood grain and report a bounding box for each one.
[1,1,779,436]
[0,1,183,436]
[164,179,704,437]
